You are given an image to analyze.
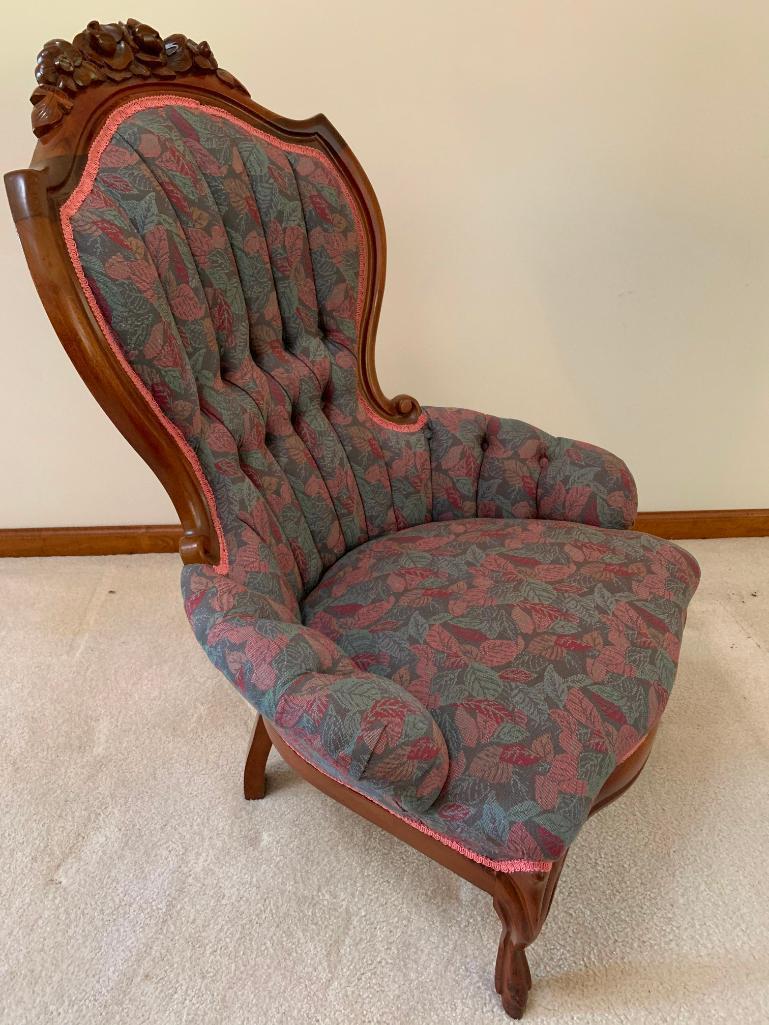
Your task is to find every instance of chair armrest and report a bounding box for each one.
[426,406,637,530]
[536,435,637,529]
[183,565,449,814]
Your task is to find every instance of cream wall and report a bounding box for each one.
[2,1,768,527]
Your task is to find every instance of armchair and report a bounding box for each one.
[6,19,699,1018]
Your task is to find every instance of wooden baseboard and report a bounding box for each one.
[633,509,769,540]
[0,524,182,558]
[0,510,767,558]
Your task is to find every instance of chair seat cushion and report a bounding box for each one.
[300,518,699,866]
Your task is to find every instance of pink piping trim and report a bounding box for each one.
[362,399,428,434]
[60,95,370,575]
[275,724,653,874]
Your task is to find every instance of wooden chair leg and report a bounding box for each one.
[492,859,566,1018]
[244,714,272,800]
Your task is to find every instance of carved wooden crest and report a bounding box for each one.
[30,19,248,139]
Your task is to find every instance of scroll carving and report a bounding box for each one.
[30,19,248,139]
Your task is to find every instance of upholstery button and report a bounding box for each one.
[480,437,489,452]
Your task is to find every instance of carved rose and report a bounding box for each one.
[164,35,218,75]
[30,18,248,140]
[125,19,175,77]
[163,34,194,75]
[35,39,102,93]
[190,40,218,73]
[126,19,165,61]
[75,21,135,79]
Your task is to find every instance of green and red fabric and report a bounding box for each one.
[65,96,699,871]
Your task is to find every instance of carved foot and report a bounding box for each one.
[243,714,272,800]
[494,937,531,1019]
[492,863,566,1019]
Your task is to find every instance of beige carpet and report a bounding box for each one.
[1,539,768,1025]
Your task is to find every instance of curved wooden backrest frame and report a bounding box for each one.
[5,17,421,567]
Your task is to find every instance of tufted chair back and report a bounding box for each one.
[64,97,432,605]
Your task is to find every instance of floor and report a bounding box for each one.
[1,539,768,1025]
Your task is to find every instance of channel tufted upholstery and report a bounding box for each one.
[66,96,699,866]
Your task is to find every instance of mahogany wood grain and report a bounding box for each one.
[633,508,769,539]
[0,524,181,558]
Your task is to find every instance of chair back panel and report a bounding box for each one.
[66,96,378,590]
[6,20,427,577]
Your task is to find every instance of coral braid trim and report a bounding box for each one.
[362,399,428,434]
[271,722,654,873]
[272,726,553,872]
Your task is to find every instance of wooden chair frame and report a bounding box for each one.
[6,19,660,1018]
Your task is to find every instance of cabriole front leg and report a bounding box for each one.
[492,860,566,1018]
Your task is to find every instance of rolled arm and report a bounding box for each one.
[183,565,449,814]
[426,406,637,530]
[536,434,637,529]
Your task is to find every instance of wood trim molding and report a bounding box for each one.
[1,510,766,558]
[0,524,181,558]
[633,508,769,540]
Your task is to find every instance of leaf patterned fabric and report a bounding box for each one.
[183,563,450,815]
[67,97,700,867]
[302,518,699,862]
[426,407,638,529]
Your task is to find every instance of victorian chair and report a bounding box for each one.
[6,19,700,1018]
